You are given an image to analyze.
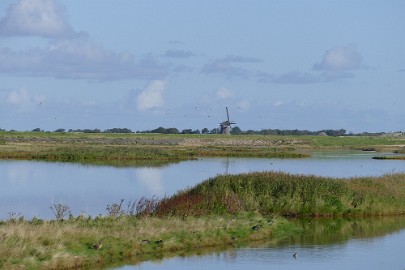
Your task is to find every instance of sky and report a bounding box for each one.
[0,0,404,133]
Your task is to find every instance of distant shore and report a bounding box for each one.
[1,131,405,166]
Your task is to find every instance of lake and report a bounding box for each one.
[2,150,405,269]
[1,150,405,219]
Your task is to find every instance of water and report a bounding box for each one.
[117,234,405,270]
[1,151,405,219]
[115,216,405,270]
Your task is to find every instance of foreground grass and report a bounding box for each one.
[0,214,298,269]
[2,172,405,269]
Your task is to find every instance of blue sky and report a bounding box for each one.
[0,0,404,133]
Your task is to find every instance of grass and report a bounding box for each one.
[0,214,291,269]
[0,132,313,165]
[156,172,405,217]
[1,131,405,165]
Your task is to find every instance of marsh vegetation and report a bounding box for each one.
[1,131,405,166]
[2,132,405,269]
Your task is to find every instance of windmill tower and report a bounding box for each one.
[219,107,236,134]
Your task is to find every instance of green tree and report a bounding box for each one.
[181,129,192,134]
[210,128,219,134]
[166,128,179,134]
[231,126,242,134]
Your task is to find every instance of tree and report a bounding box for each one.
[202,128,209,134]
[166,128,179,134]
[231,126,242,135]
[153,127,167,134]
[210,128,219,134]
[104,128,132,133]
[181,129,192,134]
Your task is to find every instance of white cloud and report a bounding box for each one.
[254,46,363,85]
[313,45,363,71]
[216,87,234,99]
[0,0,74,38]
[136,80,166,111]
[0,35,168,80]
[0,1,168,81]
[4,87,46,111]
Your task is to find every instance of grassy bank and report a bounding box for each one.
[0,132,311,165]
[0,214,299,269]
[2,172,405,269]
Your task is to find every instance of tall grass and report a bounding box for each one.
[156,172,405,217]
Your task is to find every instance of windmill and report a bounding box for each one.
[219,107,236,134]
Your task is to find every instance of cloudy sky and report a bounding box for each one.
[0,0,404,133]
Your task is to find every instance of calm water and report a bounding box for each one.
[1,151,405,219]
[115,224,405,270]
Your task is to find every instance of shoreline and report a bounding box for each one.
[1,132,405,165]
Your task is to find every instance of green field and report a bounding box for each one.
[1,131,404,165]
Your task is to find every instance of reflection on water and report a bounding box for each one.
[1,150,405,219]
[114,216,405,270]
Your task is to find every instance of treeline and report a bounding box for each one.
[0,127,391,136]
[139,127,215,134]
[31,128,134,134]
[138,127,348,136]
[243,128,347,136]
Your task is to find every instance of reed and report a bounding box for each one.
[156,172,405,217]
